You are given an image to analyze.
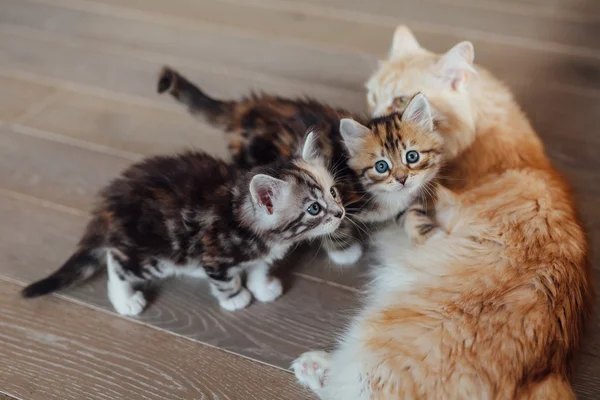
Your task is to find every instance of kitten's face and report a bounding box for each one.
[340,94,443,203]
[365,26,476,122]
[357,120,442,196]
[282,159,345,240]
[247,132,345,241]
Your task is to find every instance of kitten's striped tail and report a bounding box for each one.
[22,216,107,298]
[157,66,234,127]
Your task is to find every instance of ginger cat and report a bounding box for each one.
[292,26,593,399]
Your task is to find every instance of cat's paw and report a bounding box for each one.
[219,288,252,311]
[292,351,331,392]
[401,205,437,245]
[112,290,147,316]
[327,242,363,266]
[248,276,283,302]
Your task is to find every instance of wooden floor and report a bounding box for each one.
[0,0,599,398]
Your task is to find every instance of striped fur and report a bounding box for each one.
[158,67,444,264]
[23,139,344,315]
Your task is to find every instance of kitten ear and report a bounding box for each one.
[301,131,320,162]
[339,118,372,156]
[402,93,433,132]
[249,174,289,215]
[434,41,477,90]
[389,25,421,59]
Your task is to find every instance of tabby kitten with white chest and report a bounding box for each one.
[157,67,444,265]
[23,133,344,315]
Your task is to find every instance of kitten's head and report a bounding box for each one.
[340,93,443,199]
[365,26,477,138]
[243,132,345,241]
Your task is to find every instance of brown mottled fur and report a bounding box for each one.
[158,68,444,265]
[293,26,593,400]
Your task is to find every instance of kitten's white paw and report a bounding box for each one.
[327,242,363,265]
[112,290,147,316]
[248,276,283,302]
[219,288,252,311]
[292,350,331,391]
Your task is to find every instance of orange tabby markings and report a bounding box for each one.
[294,26,592,400]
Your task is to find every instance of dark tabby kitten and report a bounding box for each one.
[158,67,444,265]
[22,133,344,315]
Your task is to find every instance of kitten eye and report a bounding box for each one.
[393,96,407,107]
[406,151,420,164]
[375,160,390,173]
[330,187,337,199]
[307,202,322,216]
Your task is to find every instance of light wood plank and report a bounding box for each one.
[0,25,366,113]
[0,280,315,400]
[0,192,357,368]
[261,0,600,51]
[0,0,372,93]
[0,75,57,122]
[454,0,600,17]
[0,125,130,212]
[20,90,229,158]
[2,0,600,97]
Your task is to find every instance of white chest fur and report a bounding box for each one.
[263,243,293,264]
[360,191,416,223]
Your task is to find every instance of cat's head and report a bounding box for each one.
[242,132,345,241]
[340,93,443,199]
[365,26,477,144]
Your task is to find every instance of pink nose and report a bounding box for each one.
[396,176,407,185]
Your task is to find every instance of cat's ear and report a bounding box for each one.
[434,41,477,90]
[301,131,320,162]
[389,25,421,59]
[249,174,290,215]
[402,93,433,132]
[340,119,372,156]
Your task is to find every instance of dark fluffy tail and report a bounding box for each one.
[157,66,234,127]
[22,215,108,298]
[22,247,105,297]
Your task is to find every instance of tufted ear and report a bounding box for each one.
[402,93,433,132]
[301,131,320,162]
[339,118,372,156]
[389,25,421,59]
[249,174,290,215]
[434,41,477,90]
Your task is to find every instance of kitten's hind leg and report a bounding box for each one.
[246,261,282,302]
[208,269,252,311]
[399,205,445,245]
[106,251,147,316]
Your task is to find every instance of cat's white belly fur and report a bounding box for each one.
[307,223,424,399]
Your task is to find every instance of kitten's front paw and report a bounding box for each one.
[327,242,363,266]
[292,350,331,392]
[402,205,438,245]
[112,290,147,316]
[219,288,252,311]
[248,276,283,302]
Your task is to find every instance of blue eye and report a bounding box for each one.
[307,202,322,215]
[406,151,420,164]
[375,160,389,173]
